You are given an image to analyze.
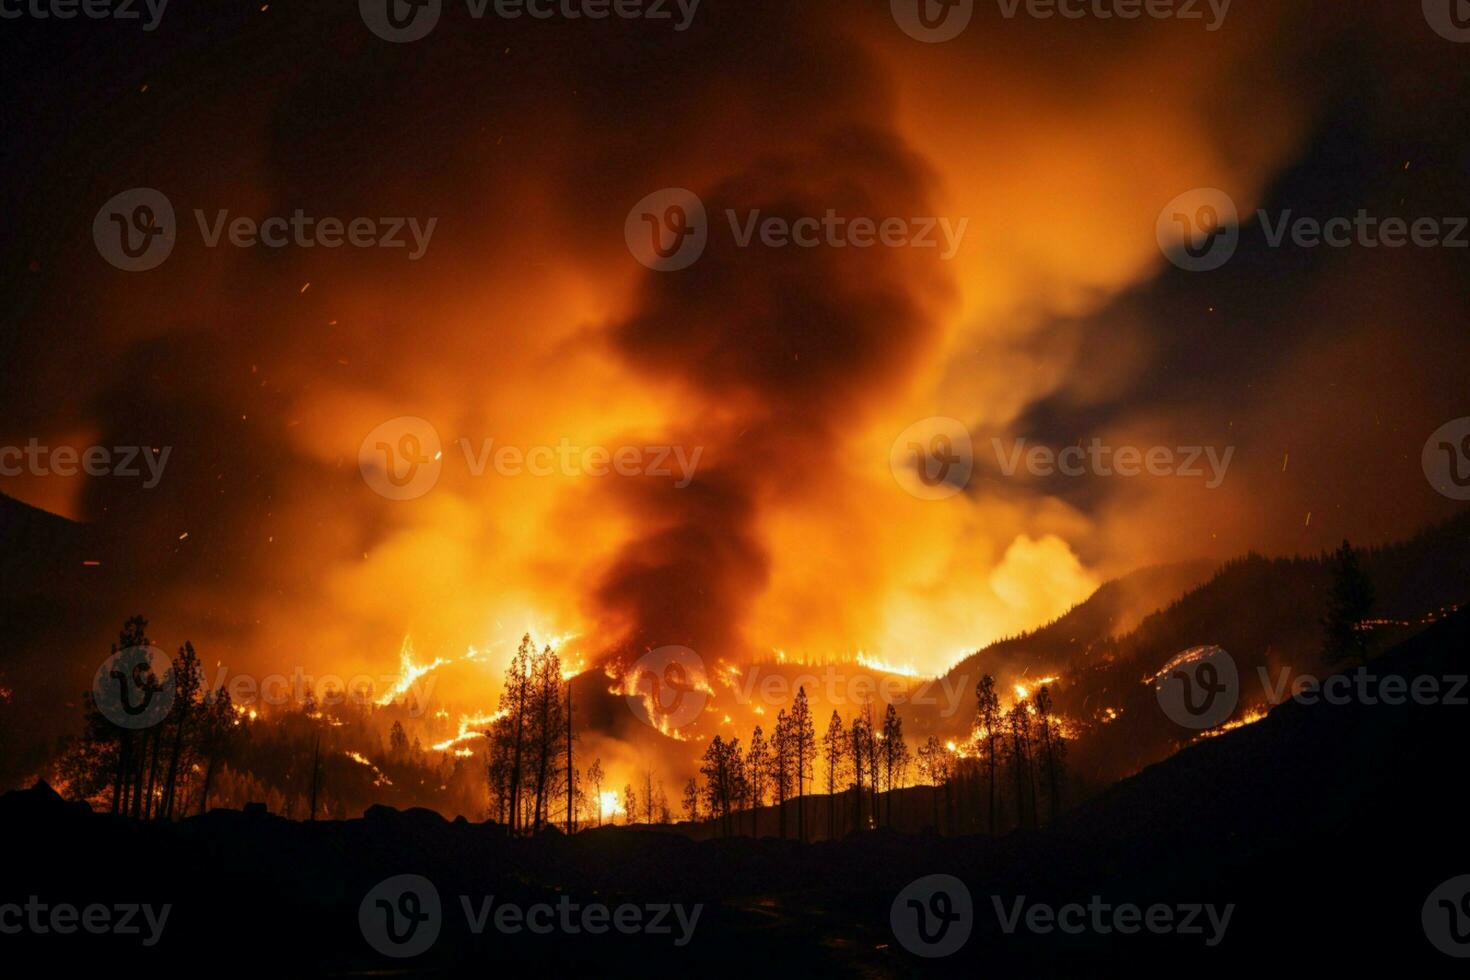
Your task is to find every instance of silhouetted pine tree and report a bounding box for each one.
[790,687,816,842]
[849,711,869,832]
[682,775,700,823]
[161,641,202,820]
[975,675,1001,835]
[772,709,793,838]
[745,725,768,836]
[822,710,847,840]
[1032,685,1066,825]
[880,703,908,827]
[1323,539,1375,664]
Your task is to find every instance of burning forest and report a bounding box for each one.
[3,0,1470,975]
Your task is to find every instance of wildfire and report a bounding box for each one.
[1147,646,1223,685]
[430,710,507,752]
[1012,676,1058,703]
[376,635,460,706]
[609,655,712,742]
[856,652,921,678]
[532,628,581,652]
[1194,706,1269,740]
[599,790,623,819]
[344,750,393,786]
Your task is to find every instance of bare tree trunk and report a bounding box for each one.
[163,707,188,820]
[565,681,574,835]
[308,734,321,822]
[198,754,217,815]
[112,732,129,816]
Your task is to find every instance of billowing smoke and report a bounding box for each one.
[3,0,1468,790]
[596,126,953,666]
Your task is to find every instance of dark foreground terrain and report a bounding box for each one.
[3,608,1468,977]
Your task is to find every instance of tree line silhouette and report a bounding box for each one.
[56,616,239,819]
[479,631,1072,840]
[54,616,489,820]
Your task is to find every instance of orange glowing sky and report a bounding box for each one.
[4,1,1466,731]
